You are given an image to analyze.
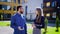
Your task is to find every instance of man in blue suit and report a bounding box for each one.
[10,6,27,34]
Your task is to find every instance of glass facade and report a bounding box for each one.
[46,13,50,17]
[0,13,11,20]
[0,14,1,19]
[43,0,57,20]
[46,2,50,7]
[51,1,55,7]
[14,0,16,3]
[0,5,2,9]
[0,0,23,20]
[0,0,11,2]
[13,6,16,11]
[22,0,25,4]
[0,0,21,3]
[18,0,20,4]
[0,5,11,10]
[52,12,56,18]
[3,14,11,19]
[13,0,21,4]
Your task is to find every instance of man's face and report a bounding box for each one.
[18,7,24,14]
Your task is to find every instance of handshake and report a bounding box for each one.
[18,26,24,30]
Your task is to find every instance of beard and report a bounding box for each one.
[20,11,23,14]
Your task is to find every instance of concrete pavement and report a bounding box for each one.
[0,26,14,34]
[0,25,33,34]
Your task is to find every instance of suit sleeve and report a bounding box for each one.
[41,16,45,28]
[24,24,27,34]
[10,16,18,29]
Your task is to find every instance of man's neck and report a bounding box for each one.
[17,11,21,15]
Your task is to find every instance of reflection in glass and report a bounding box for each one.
[46,13,50,17]
[0,13,11,20]
[46,2,50,7]
[18,0,20,4]
[0,0,11,2]
[0,13,3,20]
[0,14,1,19]
[14,0,21,4]
[52,12,56,18]
[7,0,11,2]
[0,5,11,10]
[13,6,16,11]
[0,5,2,9]
[22,0,25,4]
[51,2,55,7]
[3,14,11,18]
[14,0,16,3]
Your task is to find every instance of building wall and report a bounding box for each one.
[0,0,43,20]
[23,0,43,20]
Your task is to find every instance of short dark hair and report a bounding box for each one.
[17,6,22,11]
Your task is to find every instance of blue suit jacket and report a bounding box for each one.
[10,13,27,34]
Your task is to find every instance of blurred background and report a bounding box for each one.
[0,0,60,34]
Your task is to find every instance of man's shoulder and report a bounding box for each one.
[13,13,17,16]
[12,13,17,17]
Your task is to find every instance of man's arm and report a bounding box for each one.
[11,16,25,30]
[10,16,17,29]
[41,16,45,28]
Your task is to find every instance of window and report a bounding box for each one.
[14,0,16,3]
[0,14,1,19]
[18,0,20,4]
[3,13,11,19]
[0,0,11,2]
[25,6,28,15]
[13,6,16,11]
[0,13,3,20]
[13,0,21,4]
[46,2,50,7]
[51,1,57,7]
[52,12,56,18]
[22,0,25,4]
[3,14,11,18]
[0,13,11,20]
[0,0,7,2]
[7,0,11,2]
[7,5,11,10]
[46,13,50,17]
[41,3,43,8]
[0,5,11,10]
[51,2,55,7]
[0,5,2,9]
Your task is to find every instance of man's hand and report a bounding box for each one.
[32,24,36,28]
[18,26,24,30]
